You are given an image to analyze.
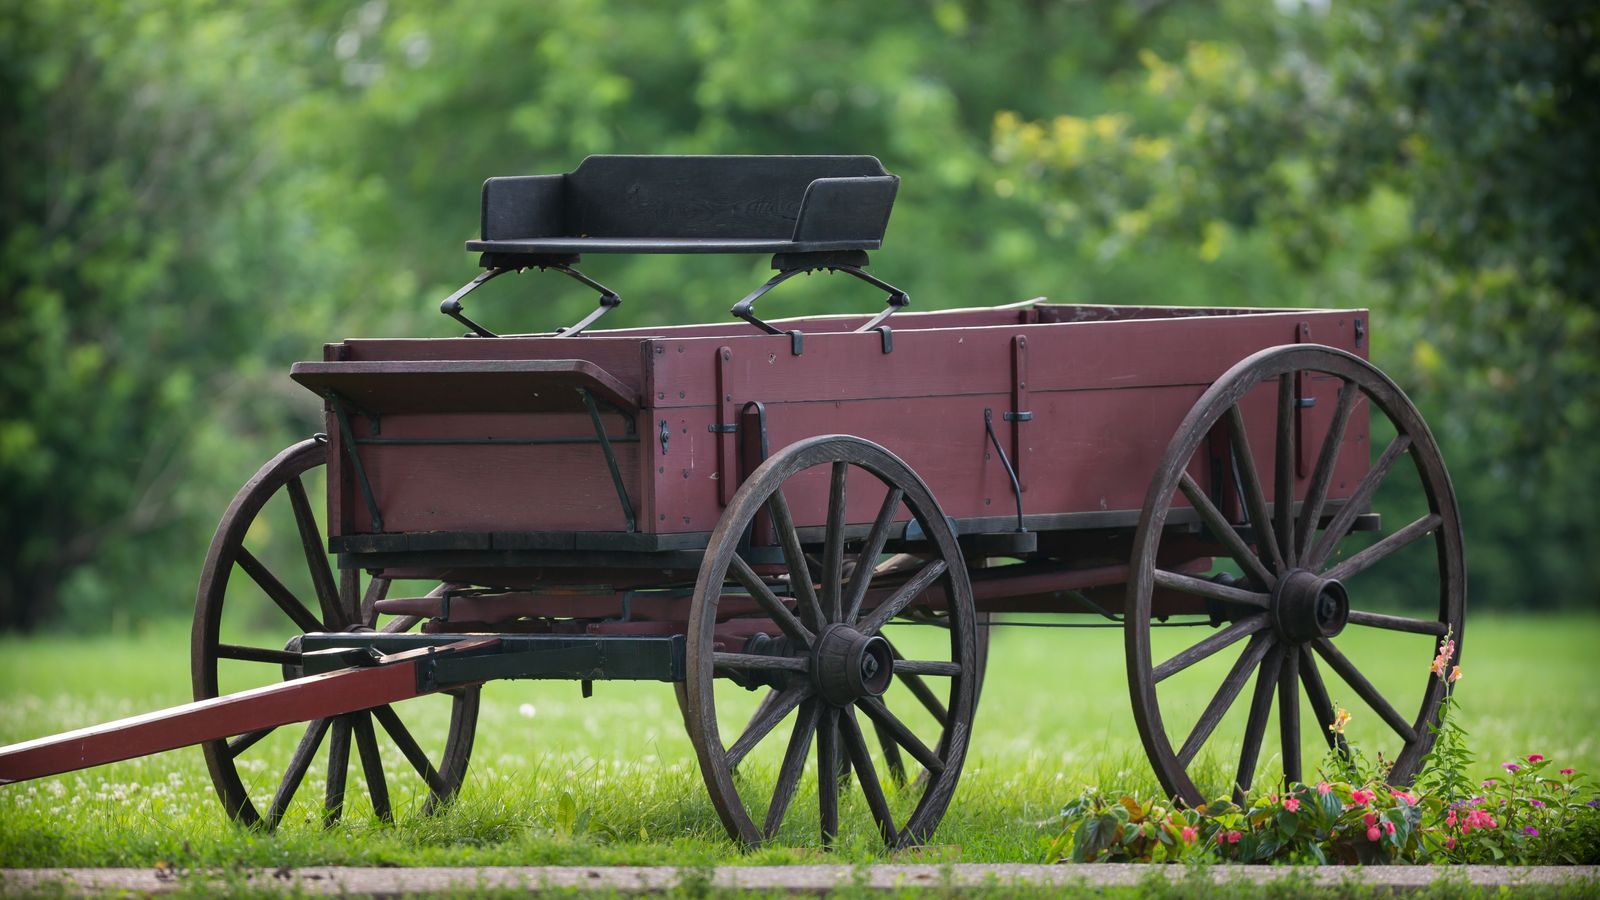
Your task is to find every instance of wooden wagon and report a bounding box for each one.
[0,156,1463,848]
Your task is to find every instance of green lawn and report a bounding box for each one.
[1,614,1595,868]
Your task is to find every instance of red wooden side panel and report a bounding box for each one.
[642,307,1369,534]
[308,305,1369,541]
[343,412,641,534]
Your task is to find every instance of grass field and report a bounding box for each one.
[1,614,1596,868]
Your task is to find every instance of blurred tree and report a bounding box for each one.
[0,2,344,628]
[1,0,1589,628]
[993,0,1600,607]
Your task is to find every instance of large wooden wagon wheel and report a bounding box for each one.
[191,438,480,828]
[685,435,978,848]
[1127,345,1464,807]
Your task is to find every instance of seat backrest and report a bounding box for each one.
[565,155,890,239]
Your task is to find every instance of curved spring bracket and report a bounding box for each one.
[436,261,622,338]
[730,255,910,344]
[983,408,1028,535]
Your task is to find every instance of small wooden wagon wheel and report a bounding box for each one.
[685,435,978,848]
[191,438,480,828]
[1127,345,1464,807]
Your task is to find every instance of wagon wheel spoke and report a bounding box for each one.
[372,704,452,798]
[712,652,809,674]
[729,555,814,648]
[1176,632,1274,767]
[839,707,897,844]
[1152,569,1269,608]
[886,642,949,727]
[1305,434,1412,570]
[235,548,323,634]
[1310,638,1417,743]
[1298,646,1352,763]
[727,681,811,770]
[891,659,962,677]
[1152,612,1270,684]
[871,717,909,787]
[324,716,353,826]
[286,475,345,629]
[822,462,849,623]
[844,487,903,624]
[1233,644,1285,805]
[215,644,301,666]
[763,699,820,840]
[1273,373,1298,569]
[1296,379,1360,560]
[767,488,826,631]
[1226,405,1286,575]
[1345,610,1448,636]
[1278,644,1301,785]
[816,707,841,845]
[1178,473,1275,589]
[360,576,391,628]
[226,727,276,759]
[858,696,944,774]
[352,711,391,822]
[1322,513,1442,583]
[858,559,947,636]
[267,717,331,828]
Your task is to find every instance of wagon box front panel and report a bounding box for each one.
[295,336,668,547]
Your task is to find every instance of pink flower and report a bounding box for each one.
[1482,780,1497,788]
[1366,825,1381,842]
[1364,812,1378,828]
[1561,768,1575,775]
[1445,809,1458,827]
[1392,790,1416,806]
[1448,665,1462,683]
[1227,830,1241,844]
[1528,754,1545,763]
[1523,826,1540,836]
[1503,762,1521,772]
[1317,781,1332,795]
[1351,789,1375,805]
[1181,825,1198,844]
[1383,820,1396,836]
[1530,799,1545,808]
[1283,796,1300,813]
[1445,836,1457,850]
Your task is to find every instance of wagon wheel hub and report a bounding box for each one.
[811,623,894,706]
[1270,568,1349,643]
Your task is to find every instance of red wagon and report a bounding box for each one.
[0,156,1464,848]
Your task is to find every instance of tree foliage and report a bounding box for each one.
[0,0,1592,629]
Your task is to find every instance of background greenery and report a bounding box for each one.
[2,0,1596,630]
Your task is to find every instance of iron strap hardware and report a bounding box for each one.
[579,388,637,533]
[1009,334,1031,491]
[328,393,384,533]
[714,346,737,505]
[983,408,1028,535]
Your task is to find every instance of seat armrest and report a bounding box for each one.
[481,175,567,240]
[791,175,899,245]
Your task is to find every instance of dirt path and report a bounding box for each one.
[5,863,1598,895]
